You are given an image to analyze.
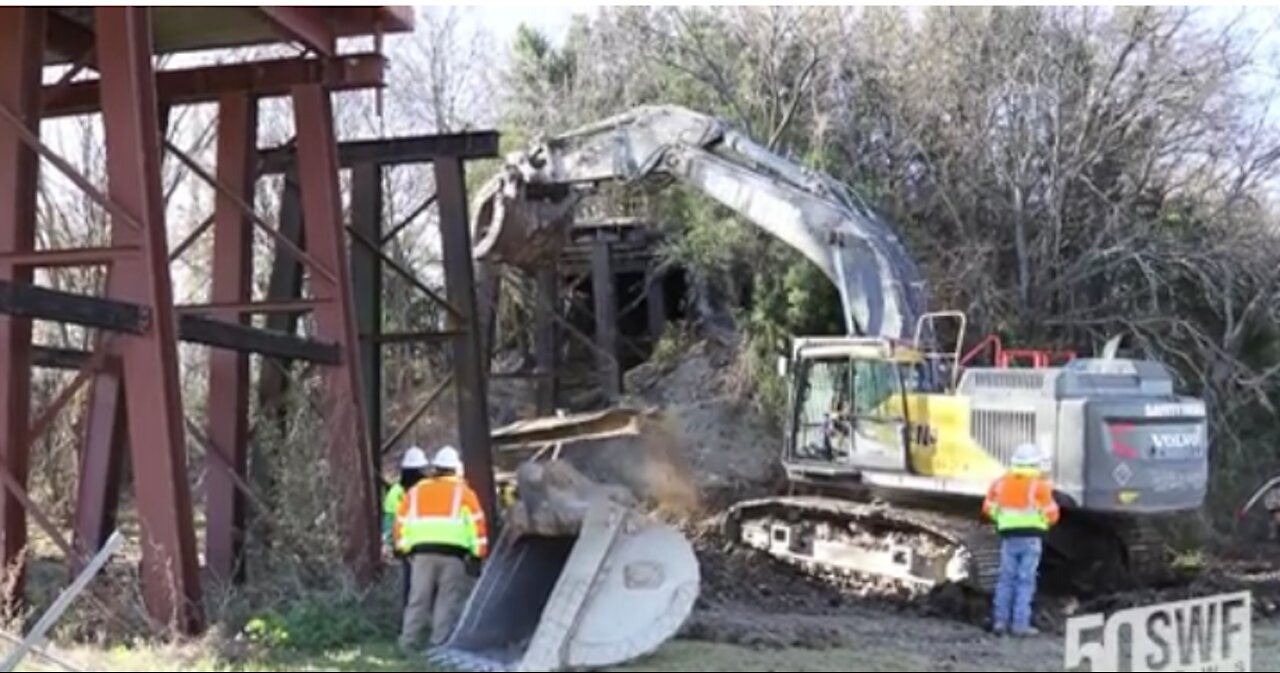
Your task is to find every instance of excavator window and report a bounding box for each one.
[851,359,906,421]
[788,356,915,465]
[789,357,853,463]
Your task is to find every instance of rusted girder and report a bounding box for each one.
[351,163,383,455]
[259,7,337,56]
[0,280,143,334]
[292,83,380,583]
[206,92,254,585]
[94,6,202,634]
[258,132,500,173]
[42,53,386,118]
[45,12,95,65]
[435,157,498,532]
[0,278,341,363]
[0,246,136,268]
[0,6,44,617]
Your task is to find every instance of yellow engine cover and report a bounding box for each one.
[903,392,1005,482]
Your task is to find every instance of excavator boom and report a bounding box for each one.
[471,105,928,341]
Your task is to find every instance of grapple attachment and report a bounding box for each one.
[428,462,700,672]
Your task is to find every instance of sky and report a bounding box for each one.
[470,4,578,46]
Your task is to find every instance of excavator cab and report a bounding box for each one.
[783,337,921,475]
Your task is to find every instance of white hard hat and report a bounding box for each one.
[433,445,462,472]
[401,446,429,470]
[1011,443,1043,468]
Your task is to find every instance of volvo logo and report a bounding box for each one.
[1151,432,1200,450]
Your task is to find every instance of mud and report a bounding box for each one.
[681,512,1280,654]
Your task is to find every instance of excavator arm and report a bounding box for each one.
[471,105,928,341]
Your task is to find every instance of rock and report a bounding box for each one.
[504,459,638,537]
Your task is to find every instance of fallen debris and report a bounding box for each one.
[430,459,700,672]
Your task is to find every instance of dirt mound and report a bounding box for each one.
[622,339,784,507]
[533,337,781,518]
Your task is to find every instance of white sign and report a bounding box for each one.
[1144,402,1206,418]
[1065,591,1250,672]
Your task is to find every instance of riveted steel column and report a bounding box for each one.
[434,157,496,529]
[0,6,44,615]
[350,162,383,456]
[96,7,203,634]
[474,262,500,373]
[73,369,125,561]
[534,265,559,414]
[257,168,304,432]
[206,92,256,586]
[291,84,379,583]
[591,240,621,401]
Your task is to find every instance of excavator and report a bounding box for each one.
[428,105,1211,670]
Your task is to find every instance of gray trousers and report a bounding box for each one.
[399,553,469,651]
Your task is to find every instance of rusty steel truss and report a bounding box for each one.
[0,6,505,635]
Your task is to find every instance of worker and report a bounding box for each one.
[394,445,489,653]
[383,446,431,606]
[981,443,1060,637]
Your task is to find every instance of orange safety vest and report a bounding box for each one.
[393,475,489,558]
[982,469,1060,535]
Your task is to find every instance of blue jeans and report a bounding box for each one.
[992,535,1041,631]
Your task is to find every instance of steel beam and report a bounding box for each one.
[475,262,500,375]
[535,265,560,414]
[346,226,461,321]
[0,246,135,268]
[435,157,497,531]
[180,314,340,364]
[257,167,305,439]
[206,93,255,585]
[591,240,621,402]
[0,280,337,362]
[44,54,386,118]
[0,280,144,333]
[259,7,337,56]
[72,368,124,564]
[34,346,93,370]
[0,7,44,615]
[291,84,379,583]
[95,7,202,634]
[258,132,501,173]
[45,12,95,65]
[177,298,320,315]
[350,163,383,456]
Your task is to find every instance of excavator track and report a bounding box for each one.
[723,495,1179,600]
[1048,513,1176,593]
[722,495,1005,596]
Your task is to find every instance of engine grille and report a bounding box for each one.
[969,371,1046,390]
[970,409,1037,466]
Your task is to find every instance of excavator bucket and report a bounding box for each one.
[427,461,700,672]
